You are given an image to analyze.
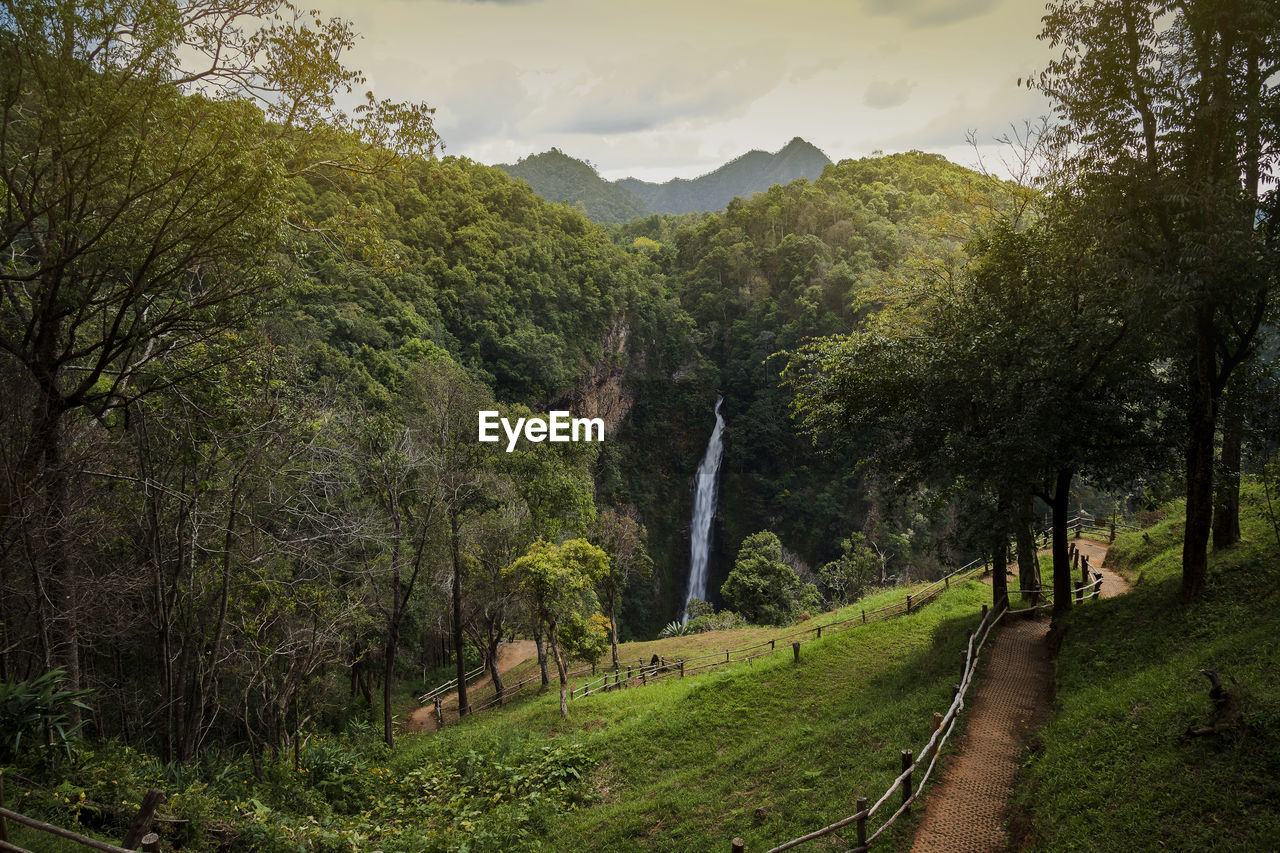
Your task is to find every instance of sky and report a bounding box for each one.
[318,0,1057,182]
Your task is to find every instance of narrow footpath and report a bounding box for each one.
[406,640,538,733]
[910,540,1130,852]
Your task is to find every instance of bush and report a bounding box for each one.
[685,610,747,632]
[721,531,800,625]
[0,669,90,764]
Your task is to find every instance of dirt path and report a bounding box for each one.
[406,640,538,733]
[911,540,1126,852]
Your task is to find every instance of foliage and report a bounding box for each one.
[684,610,748,633]
[497,149,648,224]
[658,620,696,638]
[818,533,880,605]
[720,531,801,626]
[0,670,90,763]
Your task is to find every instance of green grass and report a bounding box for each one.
[392,581,994,852]
[1015,483,1280,851]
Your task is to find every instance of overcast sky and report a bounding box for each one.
[319,0,1056,182]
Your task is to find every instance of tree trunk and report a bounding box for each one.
[35,400,81,726]
[991,543,1009,612]
[1052,469,1073,623]
[1183,304,1217,602]
[547,620,569,718]
[1213,391,1242,550]
[1015,492,1039,608]
[486,634,504,704]
[534,627,549,686]
[609,599,620,670]
[450,509,468,716]
[382,625,397,748]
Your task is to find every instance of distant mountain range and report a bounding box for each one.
[495,138,832,224]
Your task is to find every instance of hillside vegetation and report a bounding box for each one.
[1016,484,1280,850]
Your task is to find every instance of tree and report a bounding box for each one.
[505,538,609,718]
[406,358,496,719]
[721,531,800,626]
[1033,0,1280,600]
[786,200,1169,621]
[591,507,652,669]
[0,0,437,706]
[818,533,878,605]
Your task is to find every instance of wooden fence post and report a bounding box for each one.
[141,832,162,852]
[679,660,685,678]
[792,642,801,663]
[952,683,960,703]
[856,796,868,848]
[945,574,949,588]
[1,768,8,843]
[901,749,913,811]
[816,624,822,638]
[981,604,988,620]
[1110,514,1116,543]
[122,788,166,849]
[930,711,942,757]
[731,837,745,853]
[434,696,443,728]
[861,609,866,623]
[770,639,775,650]
[906,594,912,613]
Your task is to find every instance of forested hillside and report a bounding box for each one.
[495,149,649,225]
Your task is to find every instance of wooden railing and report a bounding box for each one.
[417,663,486,704]
[724,600,1005,853]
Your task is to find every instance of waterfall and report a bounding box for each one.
[684,395,726,621]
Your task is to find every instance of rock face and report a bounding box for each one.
[559,318,635,435]
[618,138,833,215]
[497,138,833,222]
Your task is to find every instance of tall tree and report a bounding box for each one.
[1034,0,1280,600]
[591,507,652,669]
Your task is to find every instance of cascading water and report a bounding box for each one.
[683,395,726,621]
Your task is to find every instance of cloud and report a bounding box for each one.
[863,77,915,109]
[883,86,1051,149]
[532,42,789,136]
[430,60,533,149]
[865,0,999,28]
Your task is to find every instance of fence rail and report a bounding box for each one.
[417,663,486,704]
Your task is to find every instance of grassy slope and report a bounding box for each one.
[1017,486,1280,851]
[394,581,994,852]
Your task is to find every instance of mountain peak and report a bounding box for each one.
[495,138,833,222]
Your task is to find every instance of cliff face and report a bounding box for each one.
[561,318,636,434]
